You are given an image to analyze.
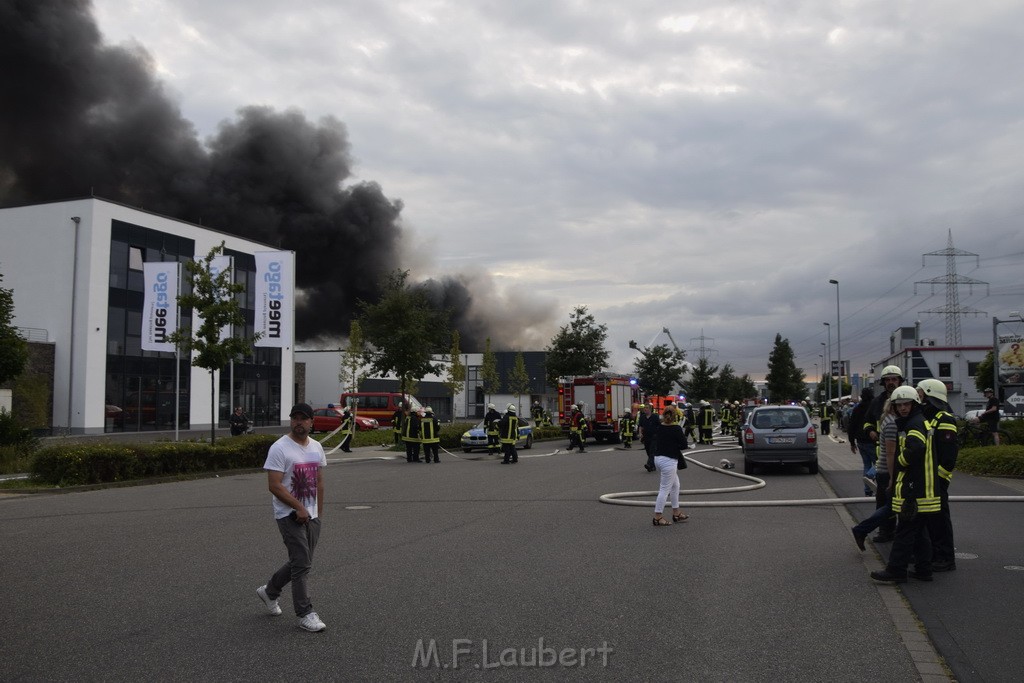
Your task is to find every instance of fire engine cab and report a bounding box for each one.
[557,373,642,443]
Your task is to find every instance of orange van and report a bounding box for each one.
[339,392,422,427]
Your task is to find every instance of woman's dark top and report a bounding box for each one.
[654,423,688,460]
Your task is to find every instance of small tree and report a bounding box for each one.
[631,342,687,396]
[765,333,805,403]
[169,243,260,444]
[443,331,467,420]
[686,357,720,401]
[716,363,737,401]
[357,270,449,399]
[507,351,531,414]
[975,350,995,393]
[481,337,500,406]
[544,306,610,387]
[0,272,28,386]
[339,320,369,397]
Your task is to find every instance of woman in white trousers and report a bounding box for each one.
[652,407,689,526]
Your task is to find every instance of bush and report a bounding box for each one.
[0,410,37,447]
[30,434,277,487]
[956,445,1024,477]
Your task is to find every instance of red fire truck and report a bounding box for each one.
[557,373,642,443]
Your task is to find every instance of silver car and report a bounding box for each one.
[740,405,818,475]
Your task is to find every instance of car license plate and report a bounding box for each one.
[768,437,795,444]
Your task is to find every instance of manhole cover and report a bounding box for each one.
[344,505,372,510]
[1005,566,1024,571]
[954,552,979,560]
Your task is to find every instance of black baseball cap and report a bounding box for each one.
[289,403,313,419]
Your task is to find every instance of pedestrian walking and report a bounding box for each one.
[652,407,689,526]
[851,398,897,550]
[255,403,328,632]
[567,404,588,453]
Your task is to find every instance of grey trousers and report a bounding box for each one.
[266,515,321,617]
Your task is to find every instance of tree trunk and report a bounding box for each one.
[210,369,216,445]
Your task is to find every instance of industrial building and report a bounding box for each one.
[0,198,295,434]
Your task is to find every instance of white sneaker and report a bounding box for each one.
[298,611,326,632]
[256,585,282,616]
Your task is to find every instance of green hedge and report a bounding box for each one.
[30,434,277,487]
[956,445,1024,477]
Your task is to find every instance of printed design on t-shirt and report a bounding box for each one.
[291,462,320,504]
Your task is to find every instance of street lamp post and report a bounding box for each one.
[830,279,841,397]
[823,323,831,404]
[818,354,824,403]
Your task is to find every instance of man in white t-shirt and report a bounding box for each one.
[255,403,329,632]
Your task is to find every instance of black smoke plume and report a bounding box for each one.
[0,0,551,349]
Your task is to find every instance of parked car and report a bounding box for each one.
[741,405,818,475]
[310,407,380,434]
[461,419,533,453]
[963,408,1018,421]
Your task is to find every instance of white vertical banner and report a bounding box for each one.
[254,251,293,348]
[141,262,179,351]
[209,255,233,341]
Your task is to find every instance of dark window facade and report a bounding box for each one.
[106,221,281,432]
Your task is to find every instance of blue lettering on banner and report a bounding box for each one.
[153,271,170,344]
[264,260,284,338]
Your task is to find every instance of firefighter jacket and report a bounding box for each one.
[419,415,440,444]
[923,407,958,483]
[820,403,831,421]
[498,412,520,444]
[484,409,502,435]
[891,406,940,513]
[401,412,421,443]
[699,406,715,429]
[340,412,354,437]
[570,411,588,435]
[720,405,732,424]
[619,415,635,438]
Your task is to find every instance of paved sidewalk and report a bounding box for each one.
[823,430,1024,683]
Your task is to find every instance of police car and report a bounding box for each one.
[460,419,534,453]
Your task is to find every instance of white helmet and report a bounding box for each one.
[881,365,903,379]
[506,403,517,413]
[917,379,948,404]
[890,386,919,404]
[570,404,578,411]
[487,403,495,410]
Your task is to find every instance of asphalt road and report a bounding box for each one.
[1,431,1021,681]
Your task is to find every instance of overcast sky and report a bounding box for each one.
[90,0,1024,380]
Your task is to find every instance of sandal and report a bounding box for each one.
[652,516,671,526]
[672,513,689,522]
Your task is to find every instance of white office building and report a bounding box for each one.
[0,198,295,434]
